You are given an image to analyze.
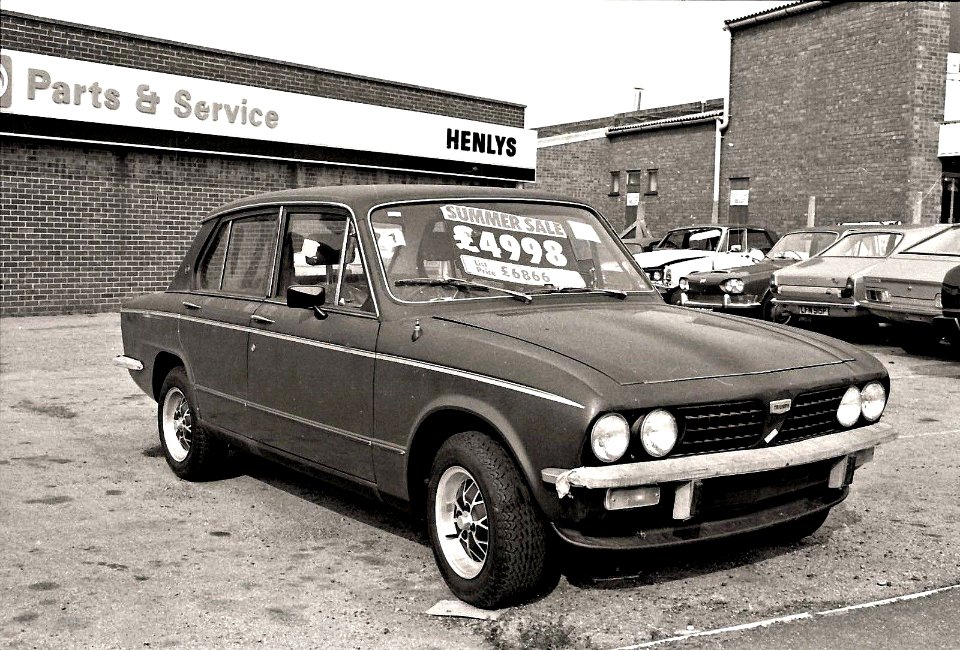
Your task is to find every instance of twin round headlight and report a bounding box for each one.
[721,278,745,294]
[590,409,679,463]
[837,382,887,427]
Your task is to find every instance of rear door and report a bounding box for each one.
[178,209,280,435]
[246,206,379,481]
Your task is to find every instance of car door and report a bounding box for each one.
[178,209,280,435]
[246,206,379,482]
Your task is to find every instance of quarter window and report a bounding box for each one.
[197,222,229,291]
[221,214,279,296]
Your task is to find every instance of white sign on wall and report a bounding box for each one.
[0,49,536,176]
[626,192,640,206]
[729,189,750,206]
[944,53,960,123]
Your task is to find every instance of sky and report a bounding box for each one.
[3,0,786,128]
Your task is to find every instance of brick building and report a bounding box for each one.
[0,11,534,315]
[537,1,960,236]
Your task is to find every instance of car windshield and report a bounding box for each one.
[656,227,722,251]
[820,231,902,258]
[370,201,651,302]
[768,231,839,260]
[903,228,960,256]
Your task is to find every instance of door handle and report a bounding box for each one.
[250,314,275,324]
[182,301,202,310]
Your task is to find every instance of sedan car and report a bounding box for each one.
[678,228,848,318]
[770,224,950,324]
[115,185,895,609]
[862,225,960,346]
[631,225,778,301]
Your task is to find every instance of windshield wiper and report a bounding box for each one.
[532,286,628,299]
[394,277,533,303]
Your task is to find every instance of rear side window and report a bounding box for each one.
[195,212,279,296]
[747,229,775,252]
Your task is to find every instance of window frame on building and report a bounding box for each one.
[646,169,659,195]
[609,171,621,196]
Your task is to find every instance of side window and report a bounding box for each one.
[197,221,229,291]
[221,214,279,297]
[747,229,774,253]
[727,228,747,252]
[277,211,374,312]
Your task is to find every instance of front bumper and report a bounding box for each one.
[542,422,895,548]
[680,292,762,310]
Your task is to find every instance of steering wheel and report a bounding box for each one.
[396,284,460,302]
[659,240,679,249]
[781,250,803,261]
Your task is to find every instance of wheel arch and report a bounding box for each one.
[405,406,537,518]
[152,351,187,401]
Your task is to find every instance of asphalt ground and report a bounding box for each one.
[1,313,958,649]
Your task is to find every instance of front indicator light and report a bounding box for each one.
[638,409,679,457]
[837,386,861,427]
[604,486,661,511]
[860,381,886,421]
[590,413,630,463]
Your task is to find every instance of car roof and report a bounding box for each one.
[662,224,769,231]
[202,184,583,222]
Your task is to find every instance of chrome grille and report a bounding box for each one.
[674,400,765,455]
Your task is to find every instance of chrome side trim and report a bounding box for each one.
[122,309,582,409]
[112,355,144,371]
[376,355,584,409]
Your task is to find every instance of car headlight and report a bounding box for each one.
[590,413,630,463]
[637,409,678,458]
[651,270,663,281]
[860,382,886,422]
[679,278,690,291]
[721,278,745,294]
[837,386,861,427]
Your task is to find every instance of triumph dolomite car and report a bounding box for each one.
[679,227,849,318]
[115,185,895,608]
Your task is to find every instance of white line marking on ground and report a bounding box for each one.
[893,428,960,441]
[611,584,960,649]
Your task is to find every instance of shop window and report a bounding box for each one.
[609,171,621,196]
[646,169,659,195]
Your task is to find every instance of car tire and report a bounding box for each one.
[765,300,792,325]
[426,431,556,608]
[897,323,943,355]
[157,366,226,480]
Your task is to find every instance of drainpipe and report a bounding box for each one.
[712,28,732,224]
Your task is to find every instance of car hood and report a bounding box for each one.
[688,259,788,283]
[632,249,713,268]
[776,256,882,287]
[435,304,854,386]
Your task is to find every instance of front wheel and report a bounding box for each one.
[426,432,556,608]
[158,367,226,480]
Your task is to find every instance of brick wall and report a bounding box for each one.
[0,12,523,316]
[721,1,950,230]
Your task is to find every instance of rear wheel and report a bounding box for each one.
[426,432,556,608]
[158,367,226,480]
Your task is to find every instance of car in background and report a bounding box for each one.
[934,263,960,346]
[770,224,950,324]
[115,184,896,609]
[679,227,848,318]
[632,225,778,301]
[862,225,960,346]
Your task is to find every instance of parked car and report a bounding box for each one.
[678,227,849,318]
[632,225,778,302]
[862,225,960,348]
[934,263,960,345]
[770,224,950,324]
[115,185,895,608]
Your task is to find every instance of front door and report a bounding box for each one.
[247,207,379,482]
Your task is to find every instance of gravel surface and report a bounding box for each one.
[2,314,958,649]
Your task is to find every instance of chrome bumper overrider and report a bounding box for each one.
[113,355,144,371]
[542,422,896,512]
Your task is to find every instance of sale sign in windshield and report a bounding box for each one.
[441,205,586,288]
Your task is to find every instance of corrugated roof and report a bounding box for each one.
[725,1,833,31]
[606,110,724,136]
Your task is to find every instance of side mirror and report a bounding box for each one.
[287,285,327,319]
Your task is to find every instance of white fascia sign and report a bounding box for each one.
[0,49,535,177]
